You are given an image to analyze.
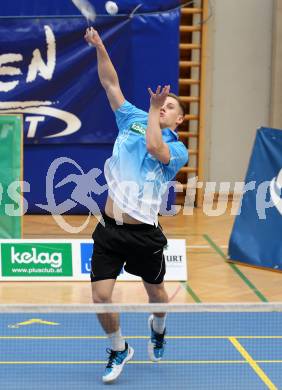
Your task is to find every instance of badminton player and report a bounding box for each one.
[84,27,188,383]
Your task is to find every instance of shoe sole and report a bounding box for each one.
[102,346,134,383]
[148,315,162,362]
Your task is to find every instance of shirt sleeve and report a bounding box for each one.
[114,100,148,133]
[162,141,189,181]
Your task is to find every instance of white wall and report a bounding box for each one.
[205,0,274,184]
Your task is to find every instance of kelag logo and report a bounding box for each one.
[80,243,93,274]
[1,243,73,277]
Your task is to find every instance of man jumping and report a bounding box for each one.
[84,27,188,383]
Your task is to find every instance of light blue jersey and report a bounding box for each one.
[104,100,188,225]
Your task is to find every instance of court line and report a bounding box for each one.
[229,337,278,390]
[168,285,182,302]
[1,335,281,339]
[0,360,280,365]
[203,234,268,302]
[180,281,202,303]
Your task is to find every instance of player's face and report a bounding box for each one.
[159,96,184,130]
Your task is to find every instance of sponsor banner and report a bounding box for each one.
[0,239,187,281]
[0,115,22,239]
[0,9,179,145]
[1,242,72,278]
[164,239,187,280]
[228,127,282,270]
[80,243,93,275]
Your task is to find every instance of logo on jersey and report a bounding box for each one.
[130,122,146,136]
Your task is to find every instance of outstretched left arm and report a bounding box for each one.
[146,85,170,164]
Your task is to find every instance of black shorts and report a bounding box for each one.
[90,213,168,284]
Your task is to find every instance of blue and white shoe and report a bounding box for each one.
[148,315,166,362]
[102,342,134,383]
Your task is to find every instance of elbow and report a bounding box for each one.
[146,143,160,156]
[103,82,113,92]
[103,80,119,93]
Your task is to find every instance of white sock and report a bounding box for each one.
[152,314,167,334]
[107,328,126,351]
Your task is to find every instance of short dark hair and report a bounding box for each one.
[168,93,186,117]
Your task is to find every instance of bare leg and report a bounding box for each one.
[142,280,168,318]
[144,280,167,361]
[91,279,119,333]
[92,279,132,382]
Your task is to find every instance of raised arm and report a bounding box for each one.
[84,27,125,111]
[146,85,171,164]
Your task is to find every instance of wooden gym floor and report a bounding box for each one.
[1,201,281,304]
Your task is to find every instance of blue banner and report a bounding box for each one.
[0,7,180,144]
[0,0,180,17]
[228,127,282,270]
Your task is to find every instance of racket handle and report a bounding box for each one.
[87,28,94,47]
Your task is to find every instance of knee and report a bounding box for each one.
[92,287,112,304]
[147,285,168,303]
